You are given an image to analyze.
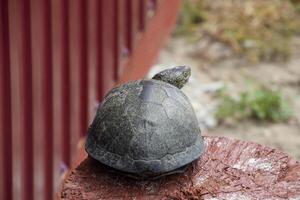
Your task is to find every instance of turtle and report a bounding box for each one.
[85,66,204,179]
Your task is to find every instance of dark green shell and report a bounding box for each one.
[85,79,204,176]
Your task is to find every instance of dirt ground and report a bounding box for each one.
[153,37,300,161]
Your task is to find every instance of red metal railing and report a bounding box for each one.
[0,0,157,199]
[0,0,182,199]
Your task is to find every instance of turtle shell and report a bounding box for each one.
[85,79,204,176]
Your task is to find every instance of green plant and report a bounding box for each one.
[290,0,300,13]
[216,86,292,122]
[175,0,207,36]
[176,0,300,62]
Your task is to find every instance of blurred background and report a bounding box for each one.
[1,0,300,199]
[151,0,300,161]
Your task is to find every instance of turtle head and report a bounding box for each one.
[152,66,191,89]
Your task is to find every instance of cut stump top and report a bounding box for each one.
[59,136,300,199]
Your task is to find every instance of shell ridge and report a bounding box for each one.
[85,74,204,176]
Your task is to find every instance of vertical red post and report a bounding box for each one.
[8,0,34,199]
[126,0,132,52]
[79,0,88,137]
[0,0,12,199]
[69,0,87,162]
[96,1,104,100]
[114,0,120,80]
[61,0,71,167]
[115,0,128,79]
[42,1,54,198]
[68,0,89,160]
[21,2,34,200]
[118,0,181,83]
[69,0,80,163]
[125,0,141,53]
[30,0,54,198]
[99,0,115,99]
[139,0,147,31]
[87,0,101,122]
[51,0,71,191]
[152,0,158,10]
[20,3,34,200]
[1,0,171,198]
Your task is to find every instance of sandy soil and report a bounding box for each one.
[153,37,300,161]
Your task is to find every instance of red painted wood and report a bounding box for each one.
[126,0,140,51]
[139,0,148,31]
[118,0,181,83]
[61,0,71,167]
[132,0,140,44]
[125,0,131,53]
[69,0,88,162]
[99,0,115,98]
[43,3,54,198]
[116,0,148,80]
[115,0,129,79]
[78,0,88,137]
[51,0,71,192]
[96,1,104,101]
[87,0,101,122]
[20,4,34,200]
[69,0,81,164]
[30,0,54,199]
[152,0,157,10]
[114,0,120,80]
[0,0,13,199]
[8,0,34,199]
[8,2,22,200]
[1,0,179,199]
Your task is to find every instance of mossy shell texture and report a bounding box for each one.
[85,80,204,175]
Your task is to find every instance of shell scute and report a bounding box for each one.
[85,79,204,176]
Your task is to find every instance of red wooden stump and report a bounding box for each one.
[58,136,300,199]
